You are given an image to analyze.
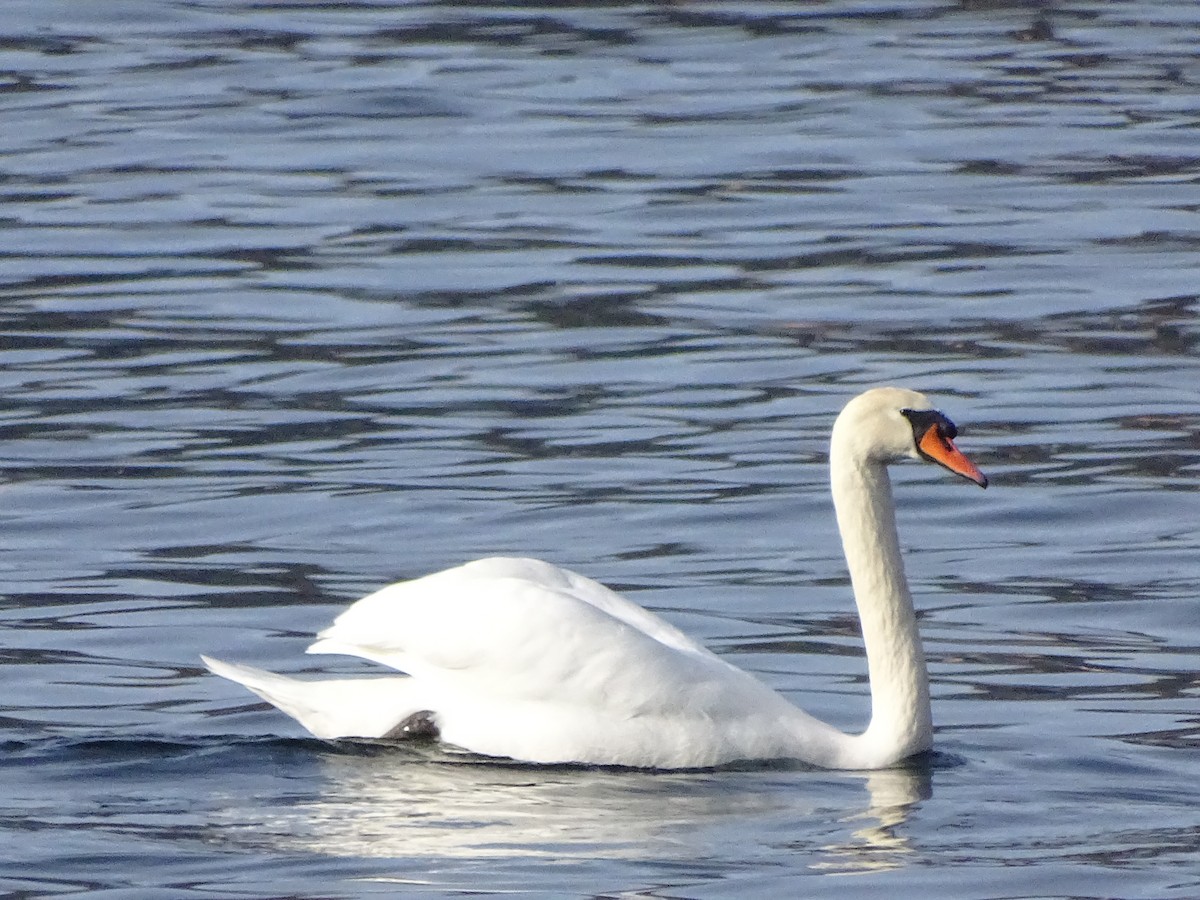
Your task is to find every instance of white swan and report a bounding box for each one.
[203,386,987,770]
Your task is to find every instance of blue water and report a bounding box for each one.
[3,1,1200,897]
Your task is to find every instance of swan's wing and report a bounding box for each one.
[306,557,765,717]
[424,557,718,658]
[302,557,810,765]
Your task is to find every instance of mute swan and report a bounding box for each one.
[203,386,987,770]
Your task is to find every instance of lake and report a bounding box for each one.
[2,1,1199,897]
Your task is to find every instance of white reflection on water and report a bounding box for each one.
[212,749,930,872]
[814,768,931,875]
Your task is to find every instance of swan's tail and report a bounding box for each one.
[201,655,423,740]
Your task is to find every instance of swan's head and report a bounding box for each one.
[832,387,988,487]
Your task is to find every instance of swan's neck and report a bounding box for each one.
[830,454,932,766]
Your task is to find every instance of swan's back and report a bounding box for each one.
[315,556,715,665]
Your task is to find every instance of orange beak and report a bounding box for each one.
[918,426,988,488]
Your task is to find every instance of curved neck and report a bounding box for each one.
[829,453,932,766]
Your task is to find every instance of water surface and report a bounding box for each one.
[2,1,1200,897]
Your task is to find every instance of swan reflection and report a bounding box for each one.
[214,746,931,871]
[813,765,932,874]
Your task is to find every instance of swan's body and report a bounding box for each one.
[204,387,986,770]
